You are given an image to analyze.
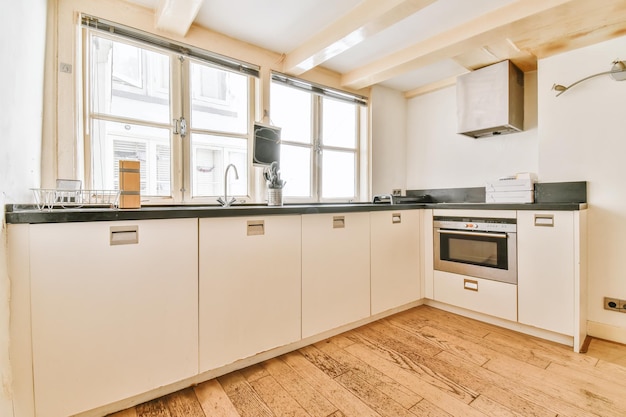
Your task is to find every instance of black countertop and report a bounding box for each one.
[4,202,587,224]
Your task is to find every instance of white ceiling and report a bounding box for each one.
[123,0,626,95]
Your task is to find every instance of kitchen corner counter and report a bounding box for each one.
[5,201,587,224]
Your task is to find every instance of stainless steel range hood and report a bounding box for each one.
[457,60,524,138]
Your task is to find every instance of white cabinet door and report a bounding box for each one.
[434,270,517,321]
[199,216,301,372]
[517,211,575,335]
[301,212,370,338]
[29,219,198,417]
[370,210,420,315]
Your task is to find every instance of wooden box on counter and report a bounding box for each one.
[119,160,141,209]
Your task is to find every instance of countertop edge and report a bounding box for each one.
[5,202,587,224]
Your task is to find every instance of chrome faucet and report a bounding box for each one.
[217,163,239,207]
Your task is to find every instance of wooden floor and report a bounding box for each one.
[109,306,626,417]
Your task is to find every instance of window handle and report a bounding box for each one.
[313,139,322,154]
[180,117,187,138]
[173,117,187,138]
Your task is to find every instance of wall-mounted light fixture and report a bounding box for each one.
[552,60,626,97]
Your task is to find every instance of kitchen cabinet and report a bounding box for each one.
[517,210,587,350]
[28,219,198,417]
[433,270,518,321]
[198,216,301,372]
[301,212,370,338]
[370,210,420,315]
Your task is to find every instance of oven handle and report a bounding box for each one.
[437,229,508,239]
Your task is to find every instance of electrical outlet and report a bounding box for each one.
[392,189,402,196]
[604,297,625,313]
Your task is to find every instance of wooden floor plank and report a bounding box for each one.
[218,371,274,417]
[546,357,626,387]
[298,344,350,378]
[240,363,271,383]
[315,337,423,409]
[477,385,557,417]
[469,394,521,417]
[483,328,599,368]
[367,319,443,357]
[349,322,480,404]
[395,306,494,339]
[334,371,415,417]
[163,388,205,417]
[248,374,312,417]
[542,361,626,413]
[342,341,488,417]
[409,399,453,416]
[385,319,490,366]
[281,350,383,417]
[368,327,557,417]
[136,398,172,417]
[193,379,241,417]
[586,338,626,367]
[261,357,339,417]
[592,357,626,382]
[437,350,599,417]
[485,355,626,416]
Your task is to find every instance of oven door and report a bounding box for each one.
[434,228,517,284]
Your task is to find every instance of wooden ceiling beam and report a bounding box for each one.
[340,0,577,90]
[283,0,436,76]
[155,0,204,37]
[403,74,462,99]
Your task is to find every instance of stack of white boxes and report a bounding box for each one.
[485,173,536,203]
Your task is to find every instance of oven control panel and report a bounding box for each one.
[433,216,517,233]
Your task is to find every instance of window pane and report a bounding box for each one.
[190,62,248,134]
[271,83,312,144]
[322,150,355,199]
[281,145,311,198]
[191,133,247,197]
[322,98,357,149]
[90,35,170,124]
[91,120,171,196]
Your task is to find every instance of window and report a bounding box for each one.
[270,74,366,202]
[84,17,256,203]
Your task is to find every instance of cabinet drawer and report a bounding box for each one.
[433,271,517,321]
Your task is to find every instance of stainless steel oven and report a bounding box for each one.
[434,216,517,284]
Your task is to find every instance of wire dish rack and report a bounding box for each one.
[32,188,121,210]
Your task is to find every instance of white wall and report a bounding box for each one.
[405,72,538,189]
[370,85,407,195]
[0,1,48,415]
[538,35,626,338]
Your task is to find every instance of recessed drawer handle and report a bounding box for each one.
[464,279,478,291]
[392,213,401,224]
[247,220,265,236]
[110,226,138,245]
[333,216,345,229]
[534,214,554,227]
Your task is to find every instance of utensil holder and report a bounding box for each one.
[267,188,283,206]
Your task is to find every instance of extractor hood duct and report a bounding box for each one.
[457,60,524,138]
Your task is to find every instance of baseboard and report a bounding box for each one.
[587,320,626,344]
[424,299,575,348]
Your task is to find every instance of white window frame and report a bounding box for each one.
[81,16,259,205]
[271,73,368,203]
